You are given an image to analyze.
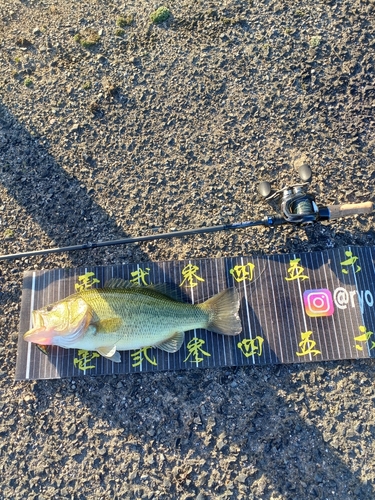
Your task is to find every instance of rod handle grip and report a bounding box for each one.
[328,201,374,219]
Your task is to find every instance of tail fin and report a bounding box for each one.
[199,288,242,336]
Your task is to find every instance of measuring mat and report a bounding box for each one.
[15,246,375,380]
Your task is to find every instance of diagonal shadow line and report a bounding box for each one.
[214,363,375,499]
[2,108,373,497]
[29,361,375,499]
[0,102,148,266]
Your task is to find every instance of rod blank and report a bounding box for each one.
[0,218,279,261]
[0,201,372,261]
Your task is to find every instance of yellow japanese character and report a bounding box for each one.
[341,251,361,274]
[184,337,211,363]
[237,336,264,357]
[296,331,321,357]
[73,349,100,370]
[180,264,205,288]
[285,258,309,281]
[355,325,374,351]
[75,272,100,292]
[230,263,255,283]
[130,267,151,286]
[131,347,157,367]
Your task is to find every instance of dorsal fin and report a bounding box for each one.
[103,279,182,301]
[104,278,138,289]
[146,283,182,301]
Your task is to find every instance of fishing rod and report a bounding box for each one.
[0,166,373,261]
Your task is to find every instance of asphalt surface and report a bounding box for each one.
[0,0,374,498]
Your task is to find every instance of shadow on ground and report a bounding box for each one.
[0,102,148,266]
[26,361,375,499]
[1,102,374,498]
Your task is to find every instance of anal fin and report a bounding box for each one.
[154,331,185,353]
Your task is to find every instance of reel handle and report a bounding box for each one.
[327,201,373,220]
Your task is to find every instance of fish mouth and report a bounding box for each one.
[23,326,54,345]
[23,312,53,345]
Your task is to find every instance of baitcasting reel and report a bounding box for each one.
[258,165,325,225]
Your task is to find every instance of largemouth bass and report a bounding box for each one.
[24,279,242,363]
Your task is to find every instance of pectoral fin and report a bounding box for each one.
[97,346,121,363]
[154,331,185,353]
[95,317,122,334]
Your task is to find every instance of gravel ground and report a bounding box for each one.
[1,0,375,498]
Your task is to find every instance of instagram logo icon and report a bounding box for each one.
[303,289,334,317]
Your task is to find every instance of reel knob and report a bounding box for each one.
[258,181,272,198]
[298,164,312,183]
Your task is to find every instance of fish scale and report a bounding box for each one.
[79,288,209,349]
